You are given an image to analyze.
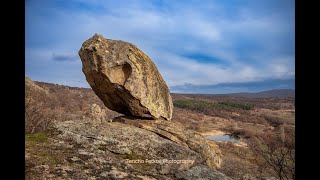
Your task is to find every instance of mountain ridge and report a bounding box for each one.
[32,79,295,98]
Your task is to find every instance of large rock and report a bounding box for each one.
[78,34,173,120]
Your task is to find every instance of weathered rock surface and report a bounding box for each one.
[176,165,231,180]
[113,116,222,169]
[78,34,173,120]
[26,119,228,179]
[89,103,107,123]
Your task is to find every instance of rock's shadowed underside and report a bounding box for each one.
[79,34,173,120]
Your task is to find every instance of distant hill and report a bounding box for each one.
[170,79,295,94]
[173,89,295,99]
[224,89,295,98]
[28,78,294,98]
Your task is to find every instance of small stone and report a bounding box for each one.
[71,156,80,162]
[78,149,95,156]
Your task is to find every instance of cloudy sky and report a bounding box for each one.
[26,0,295,94]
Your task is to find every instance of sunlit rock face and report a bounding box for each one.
[79,34,173,120]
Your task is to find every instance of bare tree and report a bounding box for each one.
[249,132,295,180]
[280,124,286,145]
[25,96,57,134]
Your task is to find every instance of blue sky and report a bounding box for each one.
[26,0,295,94]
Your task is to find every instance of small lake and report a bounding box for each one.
[206,134,240,143]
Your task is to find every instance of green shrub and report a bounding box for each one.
[264,115,284,127]
[26,132,48,144]
[217,101,254,110]
[173,99,254,112]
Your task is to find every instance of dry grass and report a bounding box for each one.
[25,79,120,133]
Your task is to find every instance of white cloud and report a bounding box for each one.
[26,0,294,89]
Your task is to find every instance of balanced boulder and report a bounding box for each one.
[79,34,173,120]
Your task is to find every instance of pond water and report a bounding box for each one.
[206,134,240,143]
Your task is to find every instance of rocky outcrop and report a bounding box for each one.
[25,119,228,179]
[78,34,173,120]
[175,165,231,180]
[113,116,222,169]
[89,104,107,123]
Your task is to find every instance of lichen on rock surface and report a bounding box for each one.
[78,34,173,120]
[25,119,228,179]
[113,116,223,169]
